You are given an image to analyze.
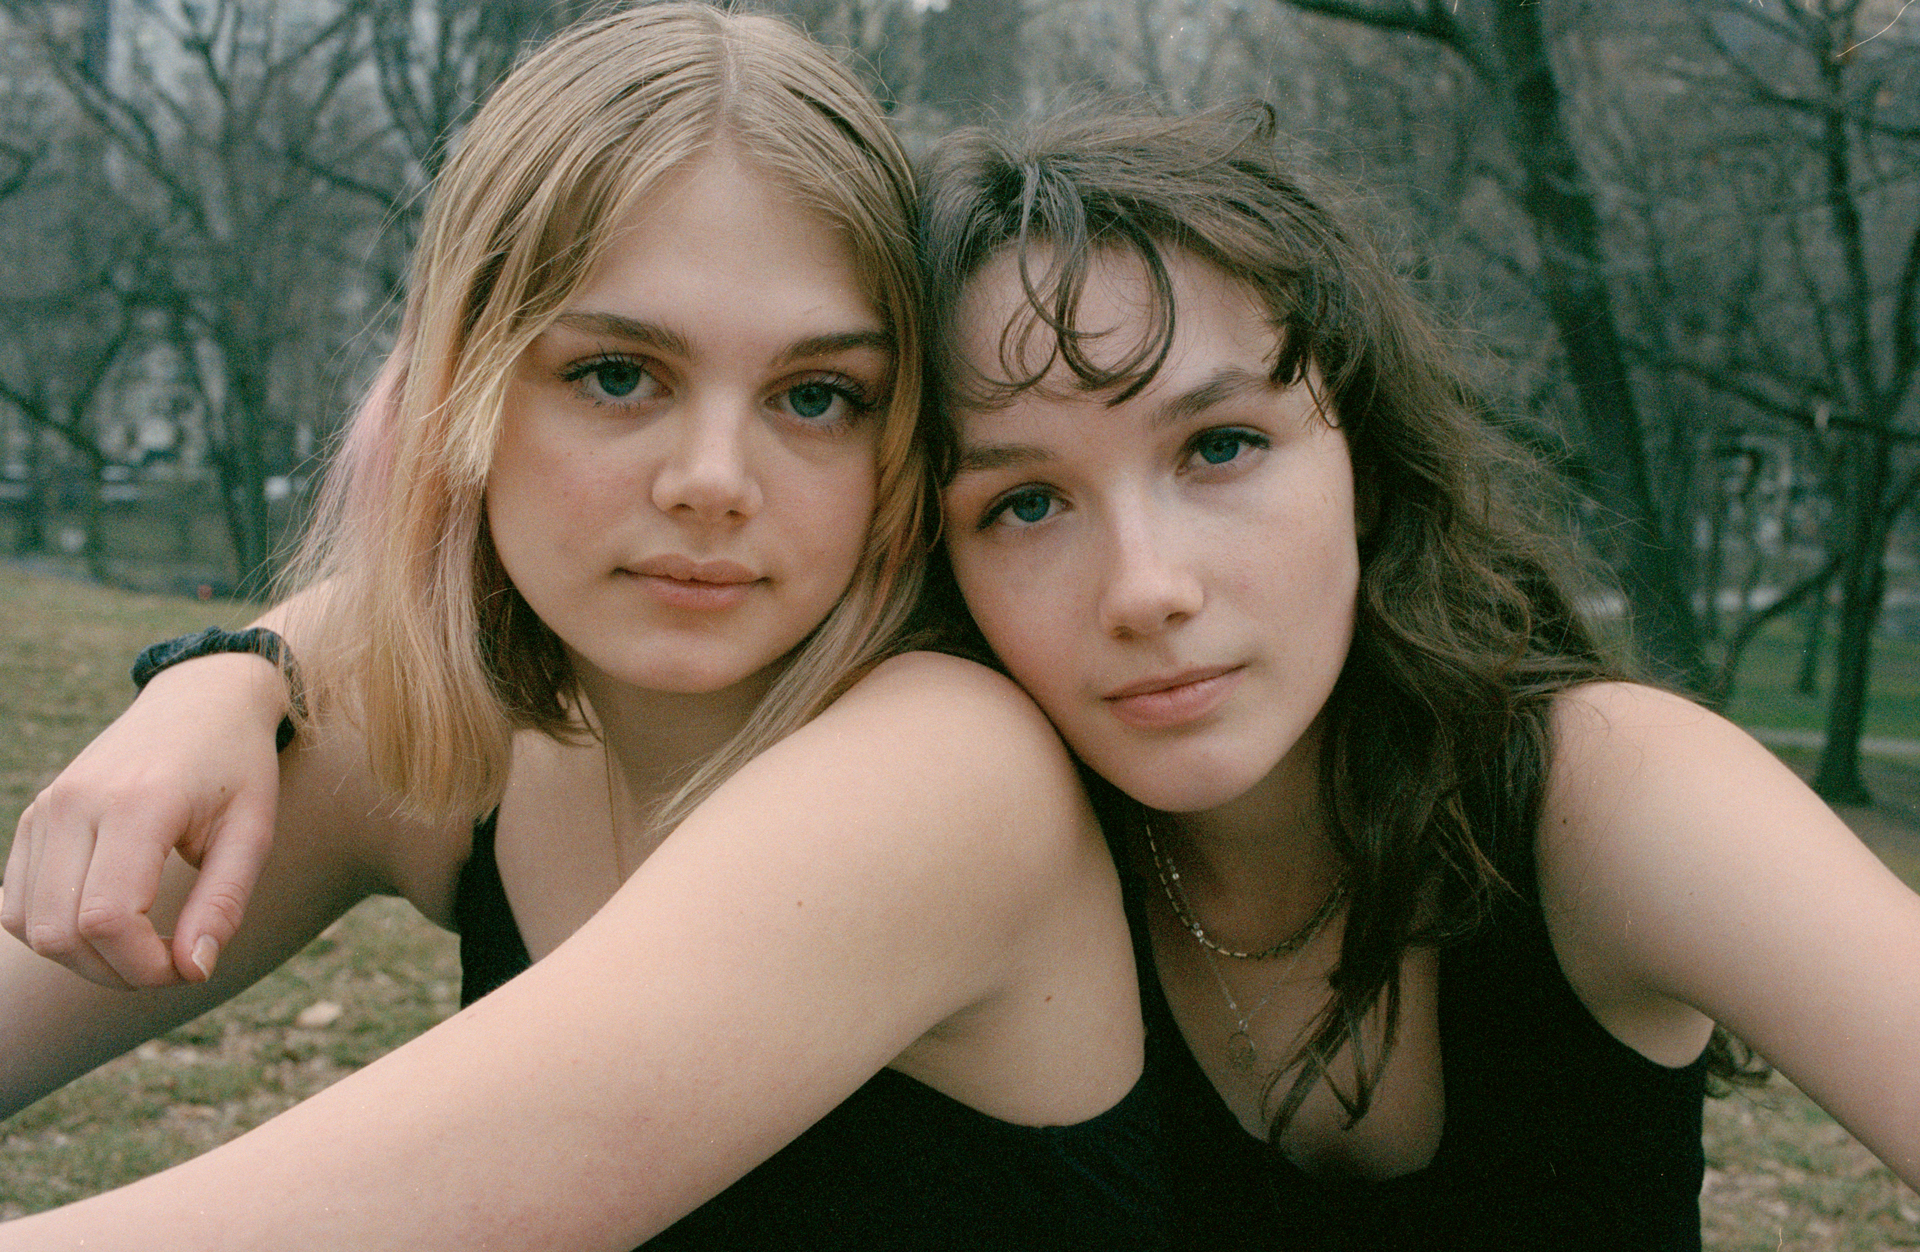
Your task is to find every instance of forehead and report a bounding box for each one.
[951,244,1276,405]
[576,153,881,329]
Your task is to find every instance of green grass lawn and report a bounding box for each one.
[0,566,1913,1240]
[1720,619,1920,741]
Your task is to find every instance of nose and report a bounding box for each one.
[650,400,763,523]
[1097,498,1203,639]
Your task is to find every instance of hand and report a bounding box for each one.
[1,651,289,988]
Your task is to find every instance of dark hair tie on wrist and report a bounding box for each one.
[131,627,305,752]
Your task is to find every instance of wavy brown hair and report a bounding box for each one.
[917,101,1757,1136]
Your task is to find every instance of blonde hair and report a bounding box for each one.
[287,3,928,827]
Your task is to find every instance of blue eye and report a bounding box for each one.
[593,360,645,398]
[1194,430,1248,465]
[981,487,1059,530]
[1009,492,1052,523]
[1187,427,1270,470]
[561,355,660,404]
[776,377,873,428]
[787,382,837,419]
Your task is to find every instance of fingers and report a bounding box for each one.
[7,792,141,989]
[78,811,189,987]
[6,781,217,989]
[169,795,277,984]
[0,807,31,938]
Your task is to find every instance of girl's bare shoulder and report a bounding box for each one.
[714,649,1099,889]
[823,651,1079,781]
[1537,681,1920,1081]
[1539,678,1830,902]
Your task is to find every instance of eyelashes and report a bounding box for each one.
[1188,427,1268,467]
[560,354,661,405]
[978,485,1060,531]
[972,426,1271,533]
[557,353,883,430]
[562,355,658,402]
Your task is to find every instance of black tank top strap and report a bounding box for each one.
[453,811,529,1007]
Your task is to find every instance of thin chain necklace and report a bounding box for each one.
[1145,819,1347,960]
[1197,944,1284,1073]
[1145,817,1345,1074]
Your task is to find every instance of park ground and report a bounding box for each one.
[0,565,1916,1247]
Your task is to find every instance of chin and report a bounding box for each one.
[593,646,775,697]
[1091,756,1270,816]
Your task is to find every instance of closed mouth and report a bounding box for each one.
[631,556,759,586]
[1103,665,1239,703]
[1100,665,1244,731]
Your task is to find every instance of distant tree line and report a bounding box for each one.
[0,0,1914,800]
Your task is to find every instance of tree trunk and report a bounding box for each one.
[1270,0,1710,688]
[1796,586,1825,696]
[17,423,46,555]
[1812,435,1891,805]
[1482,0,1706,689]
[80,458,107,584]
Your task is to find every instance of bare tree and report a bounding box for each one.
[0,8,147,576]
[0,192,145,580]
[1625,0,1920,802]
[1,0,400,593]
[1264,0,1711,688]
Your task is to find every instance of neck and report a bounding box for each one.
[1149,721,1344,949]
[574,661,780,826]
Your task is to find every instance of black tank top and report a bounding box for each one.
[455,812,1171,1251]
[1152,822,1708,1251]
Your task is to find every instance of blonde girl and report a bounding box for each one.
[0,13,1160,1250]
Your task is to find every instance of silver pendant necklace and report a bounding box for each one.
[603,738,632,885]
[1201,946,1279,1073]
[1145,818,1344,1074]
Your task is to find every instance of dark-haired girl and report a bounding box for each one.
[921,105,1920,1248]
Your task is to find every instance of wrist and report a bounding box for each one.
[132,627,304,751]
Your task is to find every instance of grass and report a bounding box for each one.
[0,565,459,1219]
[1719,618,1920,741]
[0,566,1915,1241]
[1704,1081,1920,1251]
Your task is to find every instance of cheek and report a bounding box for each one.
[948,544,1069,684]
[791,454,881,580]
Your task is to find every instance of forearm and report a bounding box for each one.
[0,916,855,1251]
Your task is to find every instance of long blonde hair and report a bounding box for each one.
[288,3,928,827]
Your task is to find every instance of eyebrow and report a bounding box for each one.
[1153,367,1272,428]
[951,364,1273,477]
[777,329,895,366]
[553,312,688,357]
[550,313,892,365]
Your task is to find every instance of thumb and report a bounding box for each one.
[171,799,276,983]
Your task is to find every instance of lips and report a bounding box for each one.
[627,555,761,610]
[1102,665,1244,731]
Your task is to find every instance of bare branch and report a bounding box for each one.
[1271,0,1493,79]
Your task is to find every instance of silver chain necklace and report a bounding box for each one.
[1144,819,1347,960]
[1144,818,1346,1073]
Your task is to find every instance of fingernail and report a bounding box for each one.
[191,935,221,981]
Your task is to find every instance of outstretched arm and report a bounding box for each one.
[1542,683,1920,1190]
[2,602,305,990]
[0,652,1134,1248]
[0,707,408,1119]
